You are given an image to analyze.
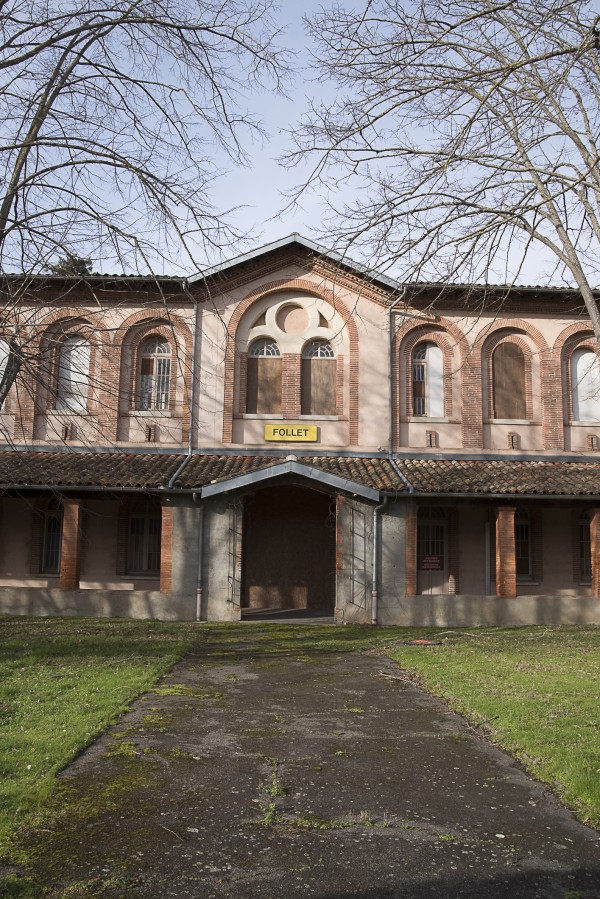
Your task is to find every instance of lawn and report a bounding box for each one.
[0,618,598,870]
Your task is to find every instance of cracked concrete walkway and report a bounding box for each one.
[19,637,600,898]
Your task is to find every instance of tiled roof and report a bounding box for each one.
[0,451,183,488]
[176,455,402,492]
[0,451,600,497]
[397,458,600,496]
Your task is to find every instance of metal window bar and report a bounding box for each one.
[42,507,62,573]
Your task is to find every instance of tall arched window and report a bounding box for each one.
[571,348,600,421]
[492,342,526,419]
[301,340,335,415]
[412,342,443,417]
[57,335,90,412]
[246,339,281,414]
[137,337,171,411]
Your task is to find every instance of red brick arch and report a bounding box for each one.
[464,320,550,448]
[483,333,534,422]
[393,317,469,447]
[223,278,360,444]
[556,326,600,424]
[33,312,110,418]
[115,315,193,442]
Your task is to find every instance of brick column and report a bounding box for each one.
[405,502,418,597]
[282,353,302,418]
[590,508,600,597]
[496,506,517,598]
[60,498,83,591]
[160,505,174,594]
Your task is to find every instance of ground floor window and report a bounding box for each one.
[126,503,161,575]
[515,508,532,580]
[41,499,63,574]
[579,511,591,582]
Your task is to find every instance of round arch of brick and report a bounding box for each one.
[223,278,360,444]
[117,316,193,427]
[32,311,112,418]
[462,321,551,448]
[555,325,600,425]
[34,308,111,351]
[482,332,535,423]
[393,318,469,447]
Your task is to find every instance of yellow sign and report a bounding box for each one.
[264,424,318,442]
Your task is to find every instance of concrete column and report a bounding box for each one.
[160,505,174,594]
[590,508,600,597]
[60,498,83,591]
[405,501,418,597]
[496,506,517,599]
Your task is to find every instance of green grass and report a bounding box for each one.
[385,627,600,828]
[0,617,598,868]
[0,617,194,855]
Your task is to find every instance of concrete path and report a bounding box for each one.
[22,637,600,898]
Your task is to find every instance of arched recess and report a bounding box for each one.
[35,313,108,419]
[483,332,534,422]
[394,319,468,448]
[466,319,548,448]
[556,326,600,424]
[116,313,193,441]
[223,278,359,444]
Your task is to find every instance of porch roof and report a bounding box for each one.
[0,450,600,498]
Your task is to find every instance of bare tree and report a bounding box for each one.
[290,0,600,337]
[0,0,288,405]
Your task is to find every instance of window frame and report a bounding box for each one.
[411,342,444,419]
[136,336,172,412]
[301,339,336,416]
[41,499,63,575]
[246,338,282,414]
[126,505,162,576]
[56,334,91,413]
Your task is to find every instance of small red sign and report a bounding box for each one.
[420,555,443,571]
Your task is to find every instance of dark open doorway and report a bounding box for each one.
[241,485,335,619]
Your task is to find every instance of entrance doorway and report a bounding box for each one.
[241,485,335,617]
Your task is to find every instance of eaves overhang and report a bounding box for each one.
[200,460,380,502]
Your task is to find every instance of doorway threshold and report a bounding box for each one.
[241,607,334,623]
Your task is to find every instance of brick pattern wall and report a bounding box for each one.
[590,507,600,597]
[282,353,302,419]
[405,503,418,596]
[9,302,193,446]
[60,498,83,591]
[159,505,174,595]
[222,278,360,445]
[496,506,517,598]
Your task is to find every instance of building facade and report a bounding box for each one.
[1,234,600,625]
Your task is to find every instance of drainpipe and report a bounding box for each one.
[388,287,407,457]
[193,494,204,622]
[167,288,201,489]
[371,495,389,626]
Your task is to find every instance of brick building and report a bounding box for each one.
[1,234,600,625]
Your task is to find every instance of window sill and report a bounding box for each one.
[406,416,450,424]
[124,573,160,580]
[129,410,176,418]
[48,409,89,416]
[516,580,540,586]
[568,421,600,427]
[490,419,536,425]
[238,413,284,420]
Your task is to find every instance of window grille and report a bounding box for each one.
[248,338,280,357]
[42,499,62,574]
[302,340,334,359]
[127,506,161,575]
[579,511,591,581]
[138,337,171,411]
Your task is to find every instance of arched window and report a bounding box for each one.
[127,501,161,575]
[57,335,90,412]
[246,339,281,414]
[493,342,526,419]
[137,337,171,411]
[412,342,443,417]
[301,340,335,415]
[571,348,600,421]
[515,508,532,580]
[42,499,63,574]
